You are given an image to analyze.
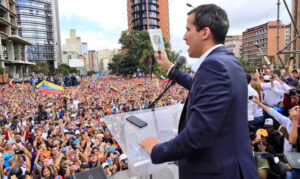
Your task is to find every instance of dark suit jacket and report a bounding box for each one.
[151,46,258,179]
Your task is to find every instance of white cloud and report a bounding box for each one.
[59,0,293,54]
[58,0,127,31]
[169,0,292,56]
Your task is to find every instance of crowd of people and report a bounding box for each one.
[0,62,299,178]
[0,75,187,179]
[247,64,300,179]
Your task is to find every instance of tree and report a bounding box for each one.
[69,67,79,74]
[238,57,256,73]
[0,66,3,74]
[56,64,70,75]
[87,70,96,76]
[55,64,79,75]
[109,30,179,77]
[32,62,49,74]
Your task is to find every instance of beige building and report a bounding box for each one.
[225,35,242,58]
[63,29,82,55]
[99,58,110,73]
[97,49,118,61]
[0,0,34,78]
[97,49,119,73]
[62,51,80,65]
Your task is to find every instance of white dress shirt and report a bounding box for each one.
[191,44,224,73]
[167,44,224,74]
[261,81,284,107]
[248,85,263,121]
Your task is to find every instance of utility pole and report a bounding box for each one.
[276,0,280,69]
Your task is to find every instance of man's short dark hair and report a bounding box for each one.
[246,74,252,84]
[292,69,298,73]
[273,70,281,77]
[188,4,229,44]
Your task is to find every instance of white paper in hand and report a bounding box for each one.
[148,29,165,51]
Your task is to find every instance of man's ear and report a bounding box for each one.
[201,27,211,41]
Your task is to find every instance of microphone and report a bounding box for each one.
[170,56,186,79]
[149,56,186,109]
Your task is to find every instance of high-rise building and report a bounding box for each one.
[15,0,61,72]
[88,50,96,71]
[284,24,291,51]
[81,42,88,56]
[0,0,34,78]
[225,35,242,58]
[52,0,62,67]
[127,0,170,42]
[242,21,285,66]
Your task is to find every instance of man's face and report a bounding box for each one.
[265,126,274,134]
[52,147,58,155]
[15,134,21,143]
[104,131,110,138]
[60,159,68,168]
[183,13,203,58]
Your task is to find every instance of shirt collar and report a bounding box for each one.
[192,44,224,73]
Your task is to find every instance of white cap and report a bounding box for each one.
[46,103,53,107]
[263,75,271,81]
[63,129,69,133]
[102,163,108,168]
[96,134,104,138]
[75,130,80,135]
[264,118,273,126]
[119,154,128,162]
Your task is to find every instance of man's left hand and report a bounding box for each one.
[139,136,161,155]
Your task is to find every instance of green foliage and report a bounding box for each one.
[238,57,257,73]
[108,30,180,77]
[0,66,3,74]
[87,70,96,76]
[69,67,79,74]
[32,62,50,74]
[56,64,79,75]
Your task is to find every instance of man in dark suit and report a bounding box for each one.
[139,4,258,179]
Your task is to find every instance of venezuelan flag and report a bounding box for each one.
[135,78,142,83]
[159,75,168,83]
[37,80,64,94]
[0,88,5,92]
[36,80,45,89]
[155,79,160,90]
[9,79,14,87]
[98,82,104,89]
[110,86,119,94]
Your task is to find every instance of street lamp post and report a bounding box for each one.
[186,3,193,8]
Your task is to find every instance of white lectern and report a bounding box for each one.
[103,104,183,177]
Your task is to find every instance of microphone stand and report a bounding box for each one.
[149,79,176,110]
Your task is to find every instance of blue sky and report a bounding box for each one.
[58,0,292,65]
